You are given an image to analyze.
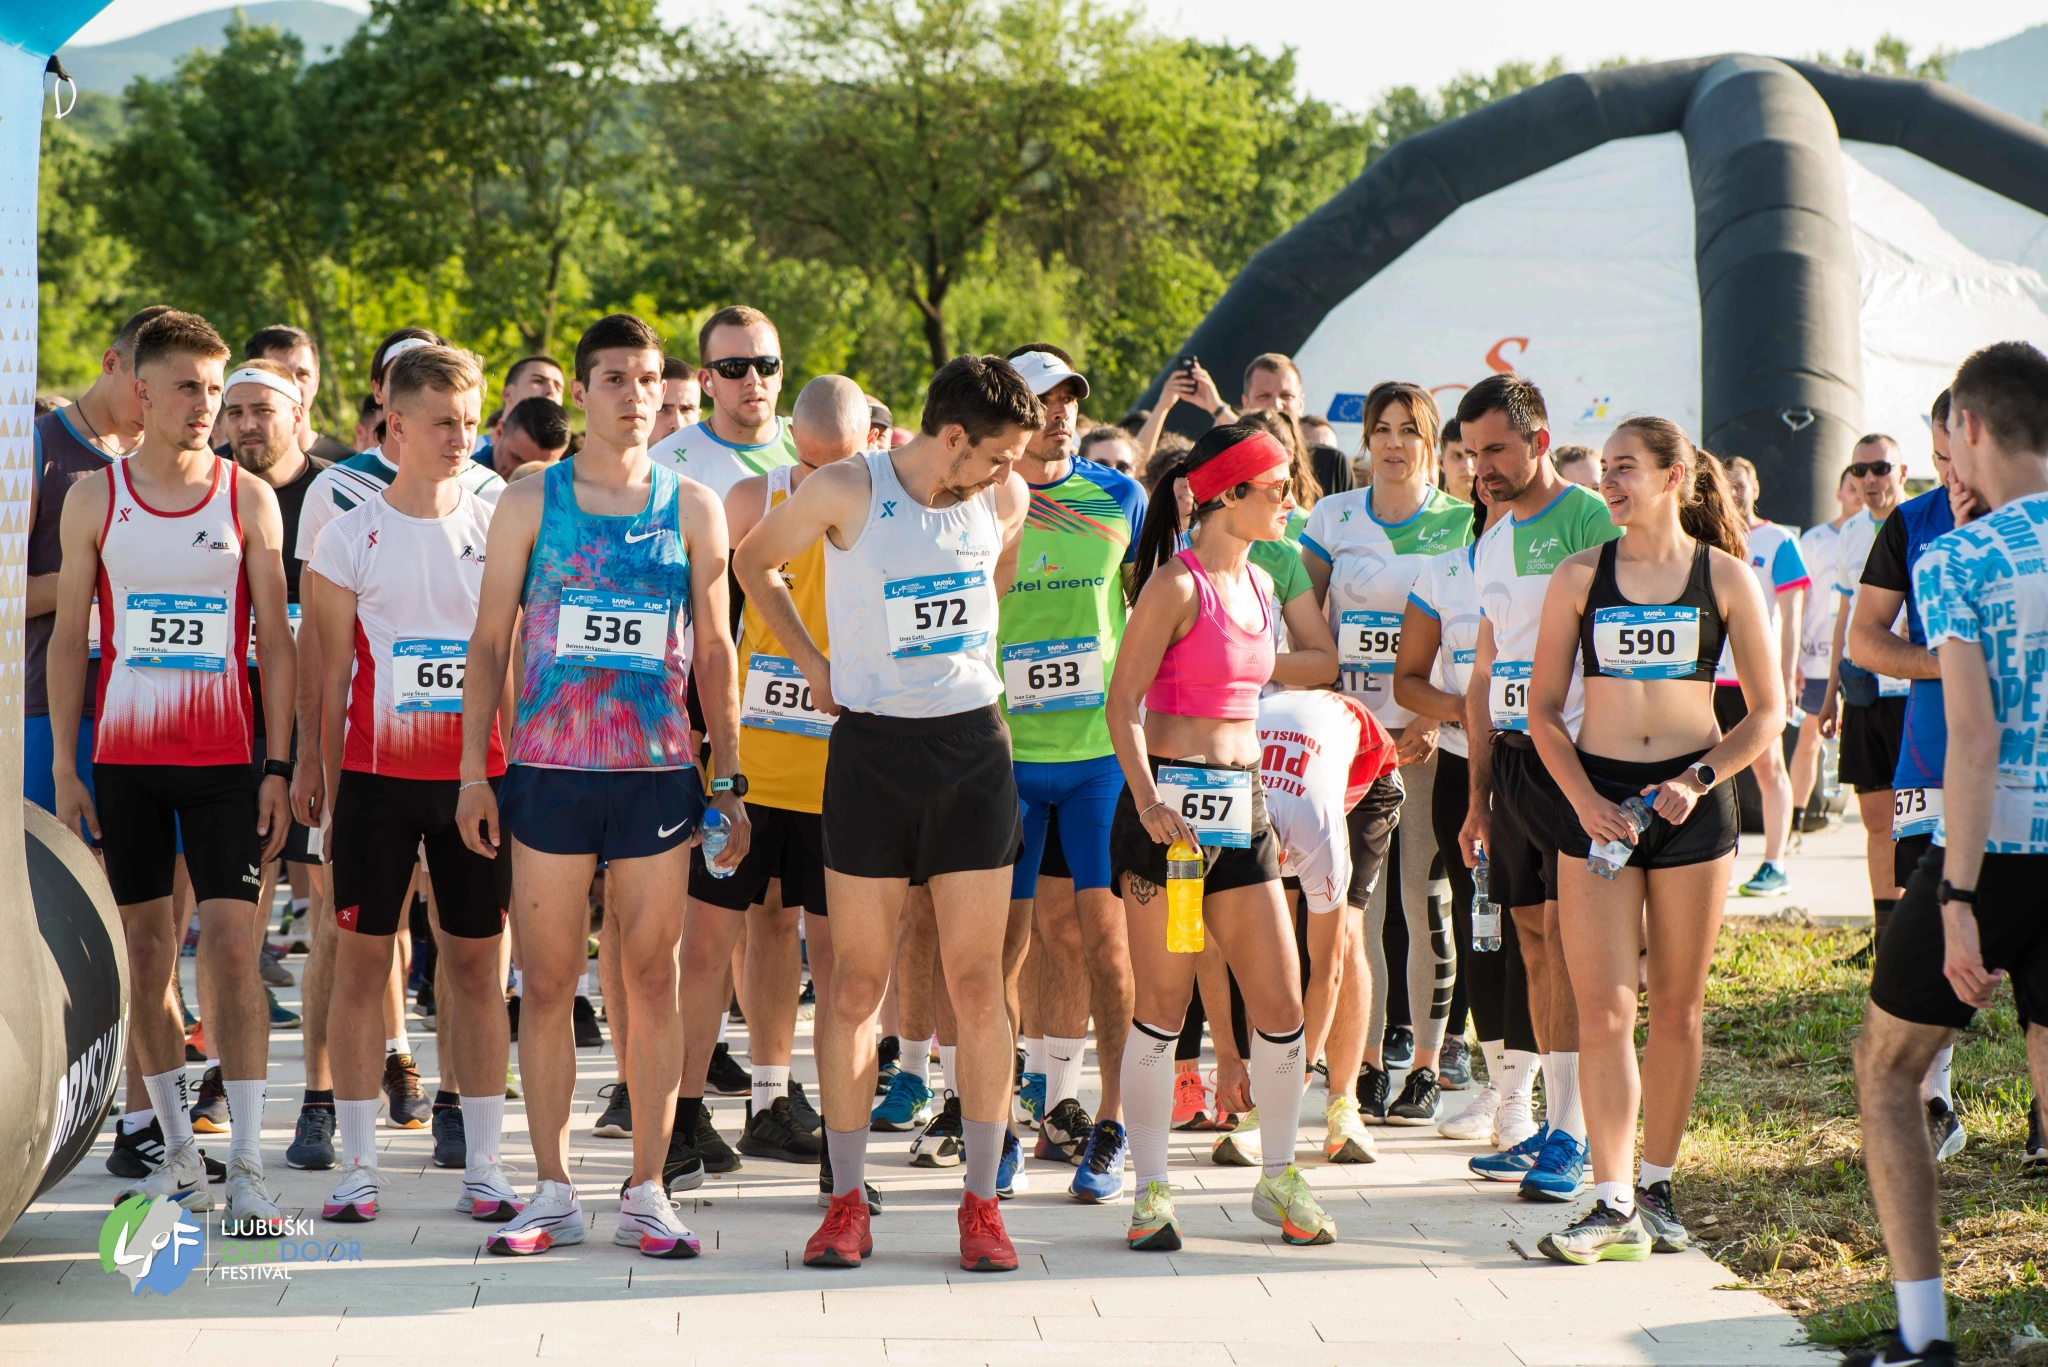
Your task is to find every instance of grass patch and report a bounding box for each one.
[1682,921,2047,1363]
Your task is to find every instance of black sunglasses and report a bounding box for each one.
[1849,460,1894,477]
[705,355,782,380]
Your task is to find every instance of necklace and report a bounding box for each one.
[70,394,122,457]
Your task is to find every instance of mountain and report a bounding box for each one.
[1948,23,2048,127]
[55,2,364,94]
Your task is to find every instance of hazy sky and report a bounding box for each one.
[68,0,2046,106]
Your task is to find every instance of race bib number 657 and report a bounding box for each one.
[1156,765,1254,848]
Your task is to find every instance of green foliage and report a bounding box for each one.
[36,112,139,396]
[1812,33,1953,82]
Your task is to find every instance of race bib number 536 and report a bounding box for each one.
[556,589,669,674]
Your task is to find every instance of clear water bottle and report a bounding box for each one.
[1588,796,1653,879]
[700,807,734,879]
[1470,853,1500,951]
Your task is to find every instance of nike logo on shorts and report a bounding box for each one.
[624,529,662,544]
[657,820,690,838]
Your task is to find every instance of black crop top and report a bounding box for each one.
[1578,539,1724,683]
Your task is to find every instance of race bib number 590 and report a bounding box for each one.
[1591,605,1700,679]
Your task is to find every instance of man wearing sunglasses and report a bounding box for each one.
[648,305,798,500]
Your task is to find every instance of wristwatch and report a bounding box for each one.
[262,758,294,781]
[1685,762,1717,790]
[1939,880,1978,905]
[711,774,748,798]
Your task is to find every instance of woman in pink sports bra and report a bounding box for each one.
[1104,423,1338,1252]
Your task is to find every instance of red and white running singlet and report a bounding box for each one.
[94,457,255,766]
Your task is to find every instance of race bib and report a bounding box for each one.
[1489,660,1531,731]
[556,589,669,674]
[882,571,992,659]
[393,639,467,713]
[1338,610,1402,674]
[1879,673,1911,698]
[741,654,835,737]
[288,603,302,640]
[1157,765,1254,848]
[1893,786,1943,840]
[1002,637,1105,714]
[124,593,229,672]
[1591,605,1701,679]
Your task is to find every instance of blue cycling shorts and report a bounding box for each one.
[1012,754,1122,897]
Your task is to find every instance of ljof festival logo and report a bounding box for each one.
[100,1196,205,1297]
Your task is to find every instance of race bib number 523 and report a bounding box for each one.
[125,593,230,672]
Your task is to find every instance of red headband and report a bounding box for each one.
[1187,433,1291,505]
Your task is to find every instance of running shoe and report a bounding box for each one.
[706,1042,751,1096]
[1492,1088,1541,1150]
[804,1188,873,1267]
[184,1024,206,1063]
[432,1098,466,1169]
[486,1180,586,1256]
[1388,1065,1441,1125]
[817,1146,884,1212]
[909,1094,965,1168]
[616,1179,700,1258]
[1840,1332,1958,1365]
[414,976,436,1021]
[1036,1096,1092,1164]
[1739,862,1791,897]
[1438,1081,1500,1141]
[505,1065,521,1099]
[1323,1094,1376,1163]
[383,1052,431,1129]
[789,1080,823,1135]
[1927,1097,1966,1163]
[1015,1071,1047,1127]
[2027,1099,2047,1169]
[741,1095,825,1163]
[662,1110,706,1193]
[874,1035,902,1096]
[1070,1119,1127,1202]
[223,1156,281,1223]
[1536,1199,1651,1264]
[1439,1036,1473,1089]
[286,1102,336,1170]
[1172,1067,1213,1130]
[460,1160,522,1221]
[260,948,296,987]
[871,1071,935,1131]
[693,1101,742,1173]
[1357,1061,1390,1124]
[107,1116,166,1179]
[593,1082,632,1138]
[957,1190,1018,1271]
[1252,1165,1336,1245]
[321,1161,380,1222]
[1383,1025,1414,1070]
[1636,1180,1689,1252]
[1127,1180,1182,1251]
[1212,1107,1260,1166]
[996,1129,1027,1199]
[1470,1124,1549,1181]
[189,1066,229,1133]
[572,996,604,1048]
[267,987,301,1029]
[797,978,816,1021]
[1518,1129,1589,1202]
[201,1149,227,1183]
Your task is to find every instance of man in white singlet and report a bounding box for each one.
[649,305,797,499]
[1790,466,1863,829]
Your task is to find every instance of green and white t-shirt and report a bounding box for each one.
[1473,481,1620,736]
[1302,485,1473,727]
[649,418,799,501]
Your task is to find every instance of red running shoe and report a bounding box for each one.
[803,1188,873,1268]
[957,1191,1017,1272]
[1171,1066,1212,1130]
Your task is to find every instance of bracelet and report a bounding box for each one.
[1139,800,1169,819]
[458,780,491,793]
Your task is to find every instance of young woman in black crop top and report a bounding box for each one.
[1523,417,1785,1265]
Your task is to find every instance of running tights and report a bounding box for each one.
[1366,747,1453,1053]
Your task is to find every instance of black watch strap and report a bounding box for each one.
[262,758,294,781]
[1939,880,1978,906]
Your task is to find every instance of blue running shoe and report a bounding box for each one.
[1738,861,1790,897]
[1070,1119,1127,1203]
[1469,1124,1549,1181]
[1518,1128,1588,1202]
[1016,1072,1046,1128]
[995,1129,1028,1199]
[870,1070,934,1132]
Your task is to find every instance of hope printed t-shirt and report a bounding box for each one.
[1473,482,1621,736]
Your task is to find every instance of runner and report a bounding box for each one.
[651,357,703,446]
[995,345,1147,1201]
[1525,417,1779,1264]
[1105,422,1340,1253]
[1457,372,1622,1200]
[48,310,298,1221]
[1302,381,1472,1125]
[491,397,572,475]
[649,306,797,499]
[455,313,750,1259]
[474,355,566,470]
[734,353,1037,1272]
[1853,341,2048,1367]
[304,346,518,1225]
[243,324,355,462]
[1790,467,1864,831]
[1439,419,1473,503]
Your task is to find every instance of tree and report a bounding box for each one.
[1812,34,1952,82]
[36,113,139,394]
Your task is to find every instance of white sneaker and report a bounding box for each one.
[1438,1081,1501,1141]
[114,1136,213,1211]
[1492,1090,1540,1151]
[1211,1106,1261,1166]
[485,1180,585,1256]
[615,1179,701,1258]
[321,1161,381,1222]
[459,1159,522,1221]
[223,1156,281,1223]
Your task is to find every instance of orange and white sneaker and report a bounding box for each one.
[804,1188,873,1268]
[957,1191,1018,1271]
[1171,1067,1212,1130]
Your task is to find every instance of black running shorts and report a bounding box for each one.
[1895,832,1936,898]
[822,706,1023,881]
[1871,847,2048,1029]
[330,770,509,939]
[1109,755,1282,897]
[1552,748,1740,870]
[690,802,829,915]
[94,762,262,907]
[1344,772,1403,908]
[1839,697,1907,794]
[1486,736,1561,909]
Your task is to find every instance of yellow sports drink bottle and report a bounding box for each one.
[1166,839,1204,953]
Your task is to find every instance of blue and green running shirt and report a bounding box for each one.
[1473,481,1621,736]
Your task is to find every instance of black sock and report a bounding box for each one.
[1874,898,1897,943]
[301,1088,334,1108]
[434,1090,460,1109]
[675,1095,703,1130]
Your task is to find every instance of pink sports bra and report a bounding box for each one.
[1145,549,1275,720]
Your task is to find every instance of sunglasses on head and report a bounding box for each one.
[705,355,782,380]
[1849,460,1894,477]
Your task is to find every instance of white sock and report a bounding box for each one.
[144,1070,192,1147]
[1543,1052,1585,1141]
[386,1034,409,1057]
[1480,1040,1506,1094]
[225,1079,266,1168]
[337,1098,380,1168]
[461,1093,504,1169]
[1045,1035,1085,1106]
[1025,1036,1047,1078]
[579,969,592,997]
[1595,1180,1634,1212]
[291,897,310,916]
[717,1014,730,1046]
[1920,1045,1953,1107]
[1895,1277,1947,1353]
[205,1057,221,1075]
[1120,1022,1178,1187]
[511,968,523,996]
[1250,1023,1307,1178]
[1764,859,1787,874]
[1501,1048,1540,1103]
[936,1045,957,1098]
[120,1108,156,1133]
[752,1064,790,1115]
[1638,1159,1675,1188]
[897,1037,930,1087]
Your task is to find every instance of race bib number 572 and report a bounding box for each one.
[883,571,992,659]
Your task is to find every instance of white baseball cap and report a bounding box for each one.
[1008,351,1089,400]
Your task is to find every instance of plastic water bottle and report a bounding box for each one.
[700,807,734,879]
[1470,853,1501,952]
[1588,797,1653,879]
[1166,840,1205,953]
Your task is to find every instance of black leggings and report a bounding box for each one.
[1432,751,1537,1053]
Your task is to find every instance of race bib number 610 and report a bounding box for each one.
[1489,660,1531,731]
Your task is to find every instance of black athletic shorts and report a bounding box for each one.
[1895,831,1935,898]
[1110,755,1282,896]
[1871,846,2048,1029]
[1839,697,1907,794]
[822,706,1022,881]
[1712,684,1748,737]
[251,733,318,865]
[1344,771,1403,907]
[331,770,509,939]
[1487,735,1561,908]
[94,762,264,907]
[690,802,828,915]
[1553,749,1740,870]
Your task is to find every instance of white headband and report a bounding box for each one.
[223,368,304,407]
[379,337,435,372]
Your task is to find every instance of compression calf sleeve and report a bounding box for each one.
[1251,1023,1307,1177]
[1120,1021,1178,1187]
